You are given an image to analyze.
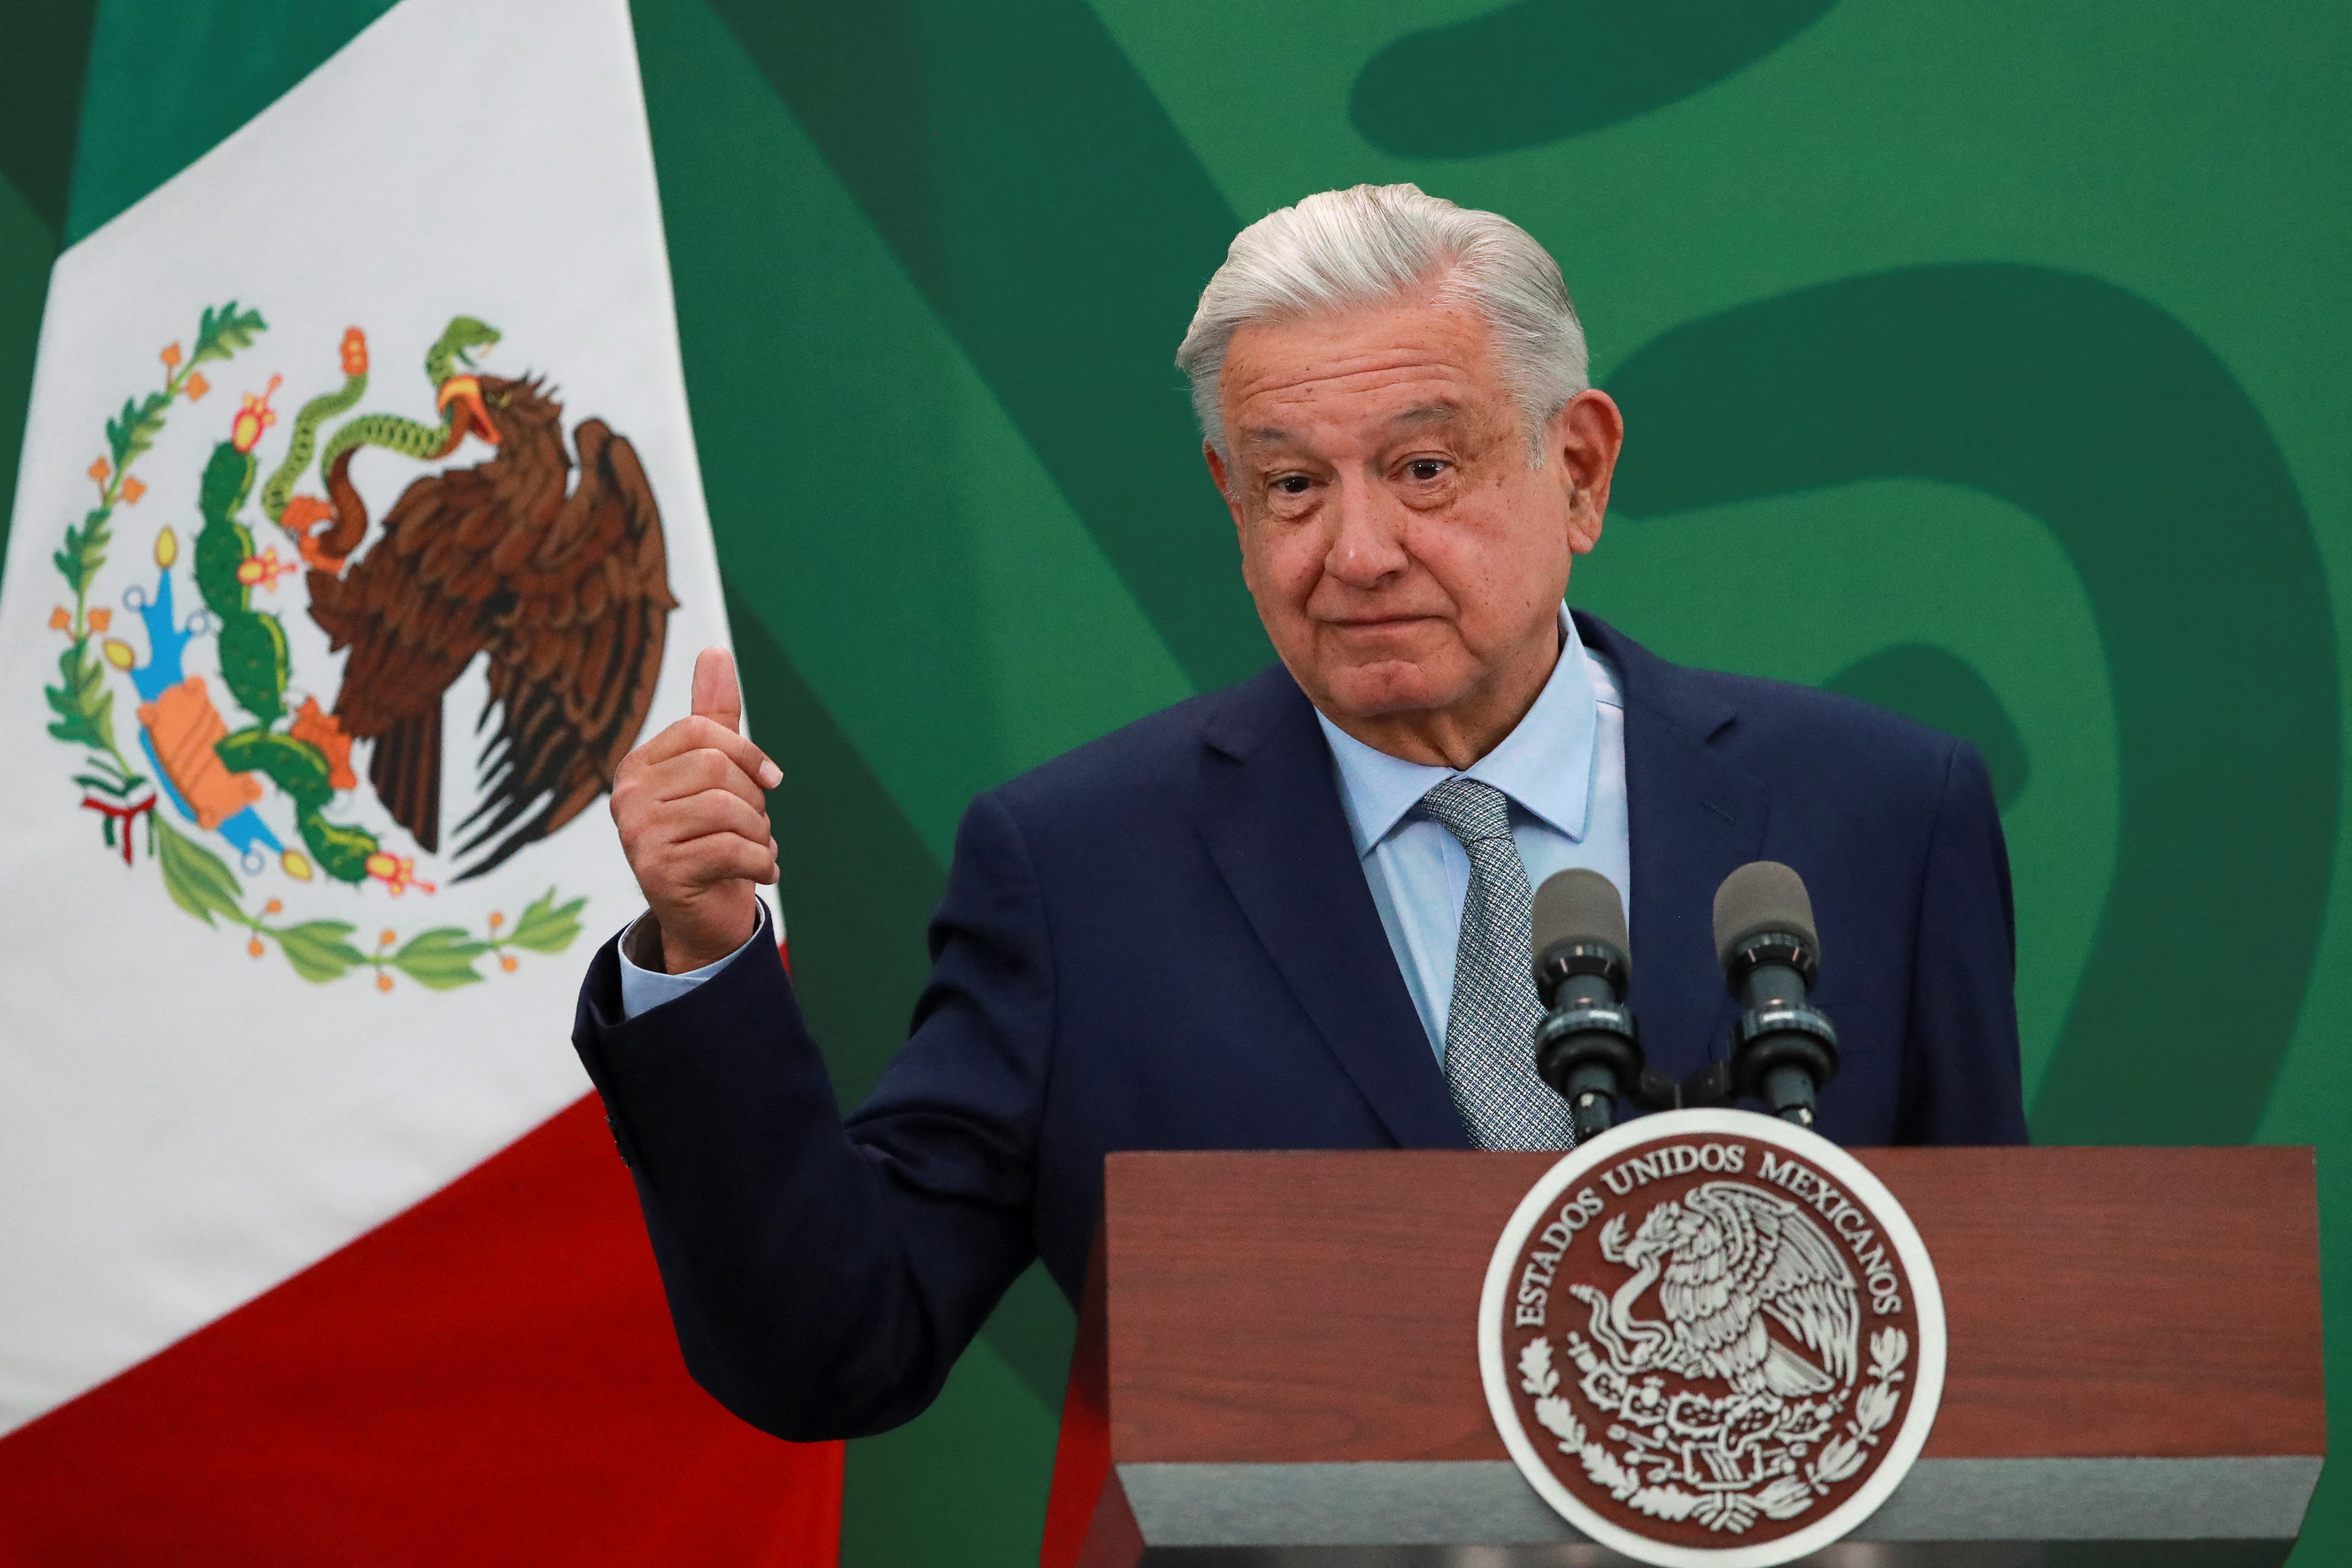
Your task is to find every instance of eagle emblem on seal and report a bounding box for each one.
[1571,1181,1858,1404]
[1527,1177,1910,1535]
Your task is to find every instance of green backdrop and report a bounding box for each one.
[2,1,2344,1561]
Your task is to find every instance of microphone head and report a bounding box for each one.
[1712,861,1819,972]
[1534,869,1629,970]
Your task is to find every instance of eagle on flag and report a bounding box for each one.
[304,365,677,879]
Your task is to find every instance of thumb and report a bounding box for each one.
[691,646,743,733]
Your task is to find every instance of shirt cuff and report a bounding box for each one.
[615,902,770,1020]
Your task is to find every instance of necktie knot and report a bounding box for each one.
[1419,775,1514,846]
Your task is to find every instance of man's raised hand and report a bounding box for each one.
[610,647,784,973]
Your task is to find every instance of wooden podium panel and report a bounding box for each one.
[1056,1147,2323,1567]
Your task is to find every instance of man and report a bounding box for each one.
[573,185,2026,1441]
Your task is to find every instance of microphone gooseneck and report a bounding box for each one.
[1529,869,1642,1141]
[1710,861,1840,1128]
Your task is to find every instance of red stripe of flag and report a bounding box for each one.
[0,1096,841,1566]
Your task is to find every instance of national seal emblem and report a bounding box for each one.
[1479,1109,1945,1567]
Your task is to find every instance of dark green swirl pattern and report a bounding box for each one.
[1352,0,1837,156]
[1608,265,2337,1145]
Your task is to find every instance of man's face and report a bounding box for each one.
[1207,297,1620,742]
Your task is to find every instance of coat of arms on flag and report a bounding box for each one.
[40,301,674,989]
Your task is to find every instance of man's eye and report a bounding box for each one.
[1273,475,1313,495]
[1406,459,1447,481]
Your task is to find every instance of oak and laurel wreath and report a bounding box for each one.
[39,301,587,989]
[1517,1328,1909,1536]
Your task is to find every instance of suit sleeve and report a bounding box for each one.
[571,790,1052,1440]
[1897,738,2031,1145]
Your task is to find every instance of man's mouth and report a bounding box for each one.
[1323,613,1437,630]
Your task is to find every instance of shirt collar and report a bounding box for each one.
[1315,607,1601,857]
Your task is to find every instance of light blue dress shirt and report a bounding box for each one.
[616,902,765,1017]
[619,609,1628,1031]
[1313,609,1629,1062]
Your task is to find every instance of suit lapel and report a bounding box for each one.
[1579,614,1771,1080]
[1195,670,1471,1149]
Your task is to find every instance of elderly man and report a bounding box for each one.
[573,185,2026,1439]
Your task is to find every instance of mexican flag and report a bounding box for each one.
[0,0,839,1559]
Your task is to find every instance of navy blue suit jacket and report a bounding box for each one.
[572,613,2027,1440]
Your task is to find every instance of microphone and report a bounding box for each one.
[1530,870,1643,1141]
[1711,862,1840,1128]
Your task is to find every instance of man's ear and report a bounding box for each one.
[1552,390,1624,555]
[1204,441,1246,529]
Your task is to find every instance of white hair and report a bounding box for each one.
[1175,183,1589,463]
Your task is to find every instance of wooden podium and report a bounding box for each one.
[1045,1147,2323,1566]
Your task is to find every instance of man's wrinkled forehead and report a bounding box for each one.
[1234,398,1482,461]
[1218,298,1518,453]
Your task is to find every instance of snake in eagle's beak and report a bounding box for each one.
[436,374,500,450]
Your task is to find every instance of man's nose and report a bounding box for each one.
[1323,472,1409,587]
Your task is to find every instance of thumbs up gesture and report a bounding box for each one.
[609,647,784,973]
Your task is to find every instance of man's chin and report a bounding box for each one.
[1309,659,1472,723]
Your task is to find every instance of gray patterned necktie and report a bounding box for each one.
[1419,776,1577,1151]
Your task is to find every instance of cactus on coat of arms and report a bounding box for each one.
[191,392,380,886]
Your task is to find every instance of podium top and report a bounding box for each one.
[1101,1145,2322,1466]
